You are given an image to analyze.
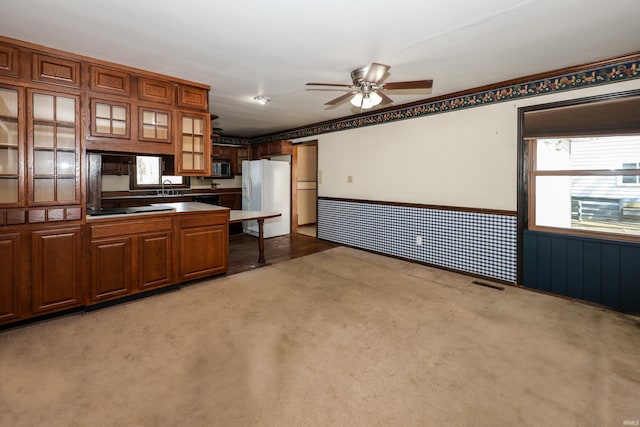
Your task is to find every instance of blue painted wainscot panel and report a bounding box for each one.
[318,198,517,283]
[523,230,640,313]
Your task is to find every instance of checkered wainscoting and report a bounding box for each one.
[318,199,517,283]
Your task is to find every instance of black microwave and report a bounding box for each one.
[212,161,232,178]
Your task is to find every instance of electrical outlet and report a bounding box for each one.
[416,236,423,246]
[347,175,353,183]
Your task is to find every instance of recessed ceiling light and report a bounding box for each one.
[253,96,270,105]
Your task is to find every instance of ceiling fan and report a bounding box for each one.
[210,114,223,135]
[306,63,433,109]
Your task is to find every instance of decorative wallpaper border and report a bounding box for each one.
[244,55,639,144]
[212,135,251,146]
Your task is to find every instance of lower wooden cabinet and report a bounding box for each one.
[218,193,241,210]
[0,233,20,322]
[31,227,83,314]
[178,212,228,281]
[90,236,133,301]
[88,217,173,304]
[138,231,172,290]
[1,209,230,326]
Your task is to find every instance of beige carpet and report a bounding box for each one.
[1,247,639,426]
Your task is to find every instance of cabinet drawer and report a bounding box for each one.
[90,65,131,96]
[90,217,172,239]
[180,212,228,228]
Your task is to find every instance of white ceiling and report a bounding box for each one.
[1,0,639,138]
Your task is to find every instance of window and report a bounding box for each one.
[620,163,640,185]
[133,156,187,188]
[529,135,640,239]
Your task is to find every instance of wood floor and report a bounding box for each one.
[227,232,339,275]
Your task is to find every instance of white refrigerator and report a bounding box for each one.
[242,159,291,238]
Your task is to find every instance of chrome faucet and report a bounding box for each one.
[162,179,172,195]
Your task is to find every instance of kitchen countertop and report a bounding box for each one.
[153,202,230,213]
[86,202,229,220]
[229,210,281,223]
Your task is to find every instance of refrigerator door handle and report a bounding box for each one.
[247,177,252,202]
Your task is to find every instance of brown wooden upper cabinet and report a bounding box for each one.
[212,144,232,159]
[32,53,81,88]
[90,66,131,97]
[138,78,173,105]
[101,155,131,175]
[0,84,24,207]
[233,146,248,175]
[0,44,19,77]
[251,140,292,159]
[28,89,81,206]
[176,111,211,176]
[90,98,131,139]
[138,106,171,143]
[177,85,208,110]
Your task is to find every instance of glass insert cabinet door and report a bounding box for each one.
[0,85,23,206]
[90,98,130,139]
[29,90,80,205]
[178,112,210,175]
[139,107,171,143]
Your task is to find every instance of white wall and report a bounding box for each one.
[294,80,640,212]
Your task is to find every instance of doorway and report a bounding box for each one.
[291,141,318,237]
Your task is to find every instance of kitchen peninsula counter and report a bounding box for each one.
[86,202,229,220]
[86,202,230,306]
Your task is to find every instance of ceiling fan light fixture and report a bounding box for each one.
[253,95,270,105]
[350,92,363,107]
[369,91,382,106]
[361,93,373,109]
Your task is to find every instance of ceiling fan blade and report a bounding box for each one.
[306,82,353,88]
[382,79,433,90]
[325,92,355,106]
[306,88,355,92]
[377,91,394,105]
[364,63,390,83]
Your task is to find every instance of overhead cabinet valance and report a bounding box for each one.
[523,94,640,138]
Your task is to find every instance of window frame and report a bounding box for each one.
[618,162,640,186]
[527,137,640,242]
[130,155,189,190]
[517,89,640,285]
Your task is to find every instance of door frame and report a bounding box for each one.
[291,140,318,235]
